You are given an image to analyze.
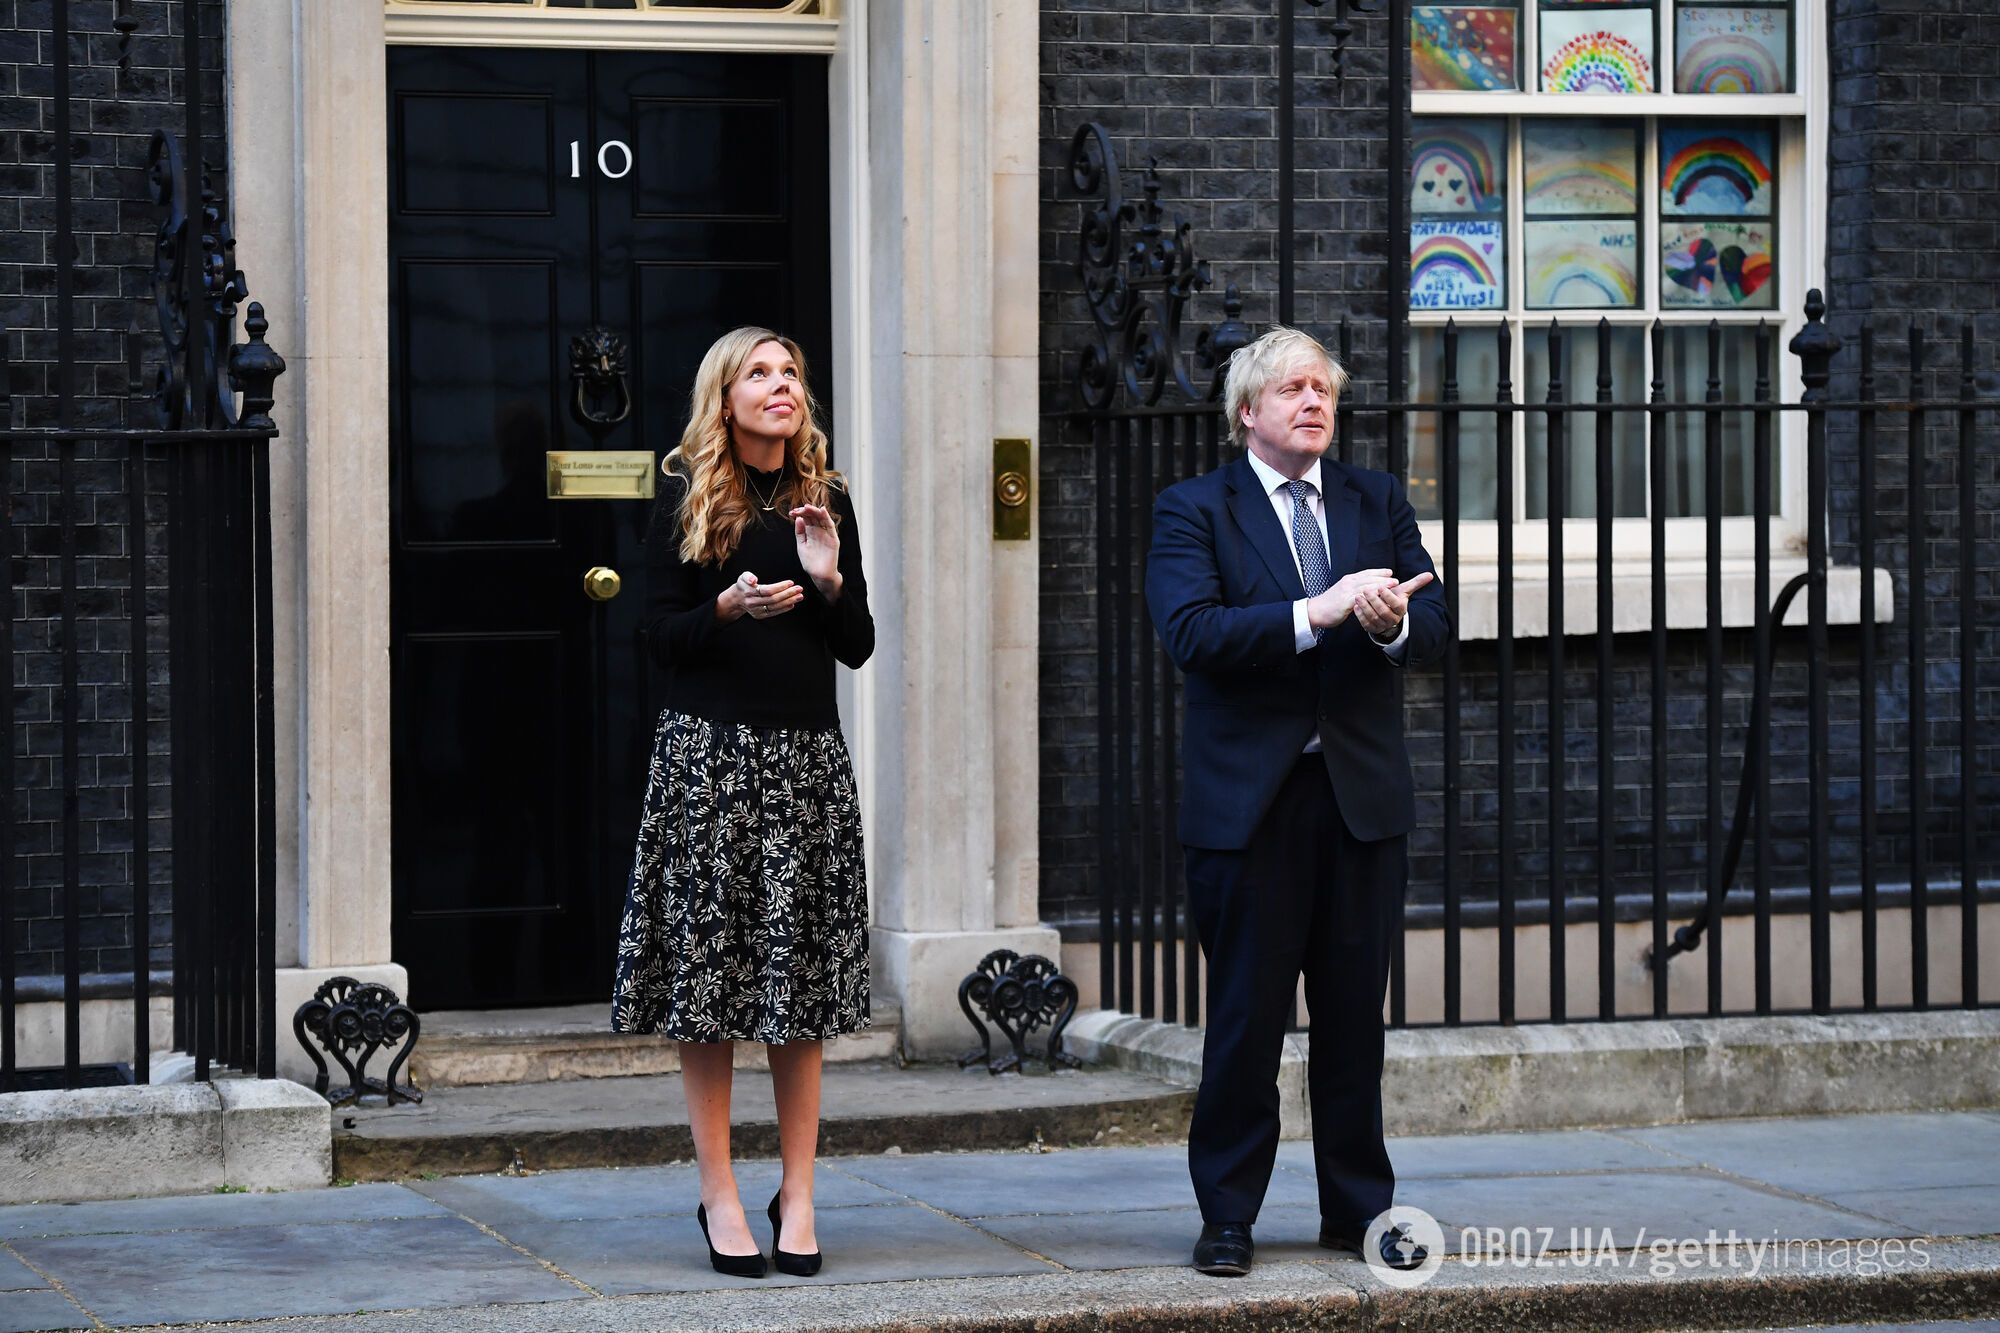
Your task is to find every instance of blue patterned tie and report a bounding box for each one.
[1286,479,1333,643]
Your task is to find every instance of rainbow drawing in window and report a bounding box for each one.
[1524,122,1638,215]
[1662,223,1774,308]
[1539,11,1656,93]
[1660,127,1774,216]
[1526,220,1640,308]
[1412,219,1505,310]
[1676,7,1789,94]
[1412,119,1507,214]
[1412,7,1518,92]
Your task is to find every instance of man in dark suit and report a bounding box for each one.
[1145,326,1448,1277]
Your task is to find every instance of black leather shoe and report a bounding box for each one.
[1319,1222,1428,1272]
[1192,1221,1254,1276]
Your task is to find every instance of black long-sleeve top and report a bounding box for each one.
[642,463,874,730]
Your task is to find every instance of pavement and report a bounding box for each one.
[1,1106,1998,1330]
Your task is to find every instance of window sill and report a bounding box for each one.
[1443,559,1895,641]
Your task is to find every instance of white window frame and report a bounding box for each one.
[1406,2,1886,635]
[382,0,838,53]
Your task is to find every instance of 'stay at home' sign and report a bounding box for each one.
[1412,219,1505,310]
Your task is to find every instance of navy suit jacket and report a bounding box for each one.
[1145,454,1449,850]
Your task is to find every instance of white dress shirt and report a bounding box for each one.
[1243,449,1411,661]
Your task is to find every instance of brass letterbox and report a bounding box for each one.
[545,451,657,500]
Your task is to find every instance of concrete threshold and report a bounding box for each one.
[1068,1008,2000,1136]
[333,1060,1195,1181]
[131,1239,2000,1333]
[0,1078,329,1204]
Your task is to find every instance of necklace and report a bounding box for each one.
[745,467,782,512]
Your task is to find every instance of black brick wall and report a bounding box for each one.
[1821,0,2000,909]
[1038,1,1999,935]
[4,0,223,980]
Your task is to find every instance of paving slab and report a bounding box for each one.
[0,1251,43,1290]
[1278,1126,1678,1180]
[492,1201,1053,1296]
[0,1182,447,1240]
[335,1062,1194,1180]
[972,1202,1326,1271]
[0,1288,87,1333]
[10,1216,587,1327]
[412,1159,901,1229]
[1727,1323,2000,1332]
[1410,1169,1912,1244]
[832,1142,1317,1217]
[1822,1186,2000,1239]
[1612,1112,2000,1194]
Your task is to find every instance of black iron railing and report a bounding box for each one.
[1075,295,1993,1029]
[1,0,285,1090]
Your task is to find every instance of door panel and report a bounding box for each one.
[399,631,572,916]
[395,94,558,216]
[388,45,831,1010]
[398,260,562,546]
[627,99,787,218]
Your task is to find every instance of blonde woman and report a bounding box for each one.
[612,327,873,1279]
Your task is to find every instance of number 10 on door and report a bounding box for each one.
[570,140,633,179]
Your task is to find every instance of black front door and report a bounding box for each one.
[387,46,831,1009]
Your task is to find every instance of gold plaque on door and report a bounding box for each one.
[545,451,657,500]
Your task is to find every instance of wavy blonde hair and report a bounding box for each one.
[664,326,842,567]
[1224,326,1350,448]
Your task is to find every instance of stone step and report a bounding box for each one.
[407,1003,902,1089]
[332,1060,1195,1181]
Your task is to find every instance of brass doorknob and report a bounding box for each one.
[583,566,622,601]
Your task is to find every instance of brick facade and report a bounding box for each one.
[4,0,224,981]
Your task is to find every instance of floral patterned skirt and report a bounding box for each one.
[611,709,870,1042]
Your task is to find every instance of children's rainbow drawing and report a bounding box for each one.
[1412,119,1506,214]
[1660,128,1774,216]
[1526,221,1639,308]
[1539,13,1655,94]
[1524,123,1638,214]
[1675,9,1788,94]
[1411,220,1504,310]
[1662,224,1773,307]
[1412,7,1518,93]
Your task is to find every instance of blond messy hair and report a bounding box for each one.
[1222,326,1350,448]
[664,326,842,567]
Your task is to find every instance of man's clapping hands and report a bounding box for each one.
[1307,568,1435,637]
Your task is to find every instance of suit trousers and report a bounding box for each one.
[1183,751,1404,1229]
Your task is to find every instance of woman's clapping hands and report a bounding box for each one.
[720,570,804,622]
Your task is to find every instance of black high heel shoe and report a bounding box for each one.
[767,1192,823,1277]
[697,1203,768,1278]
